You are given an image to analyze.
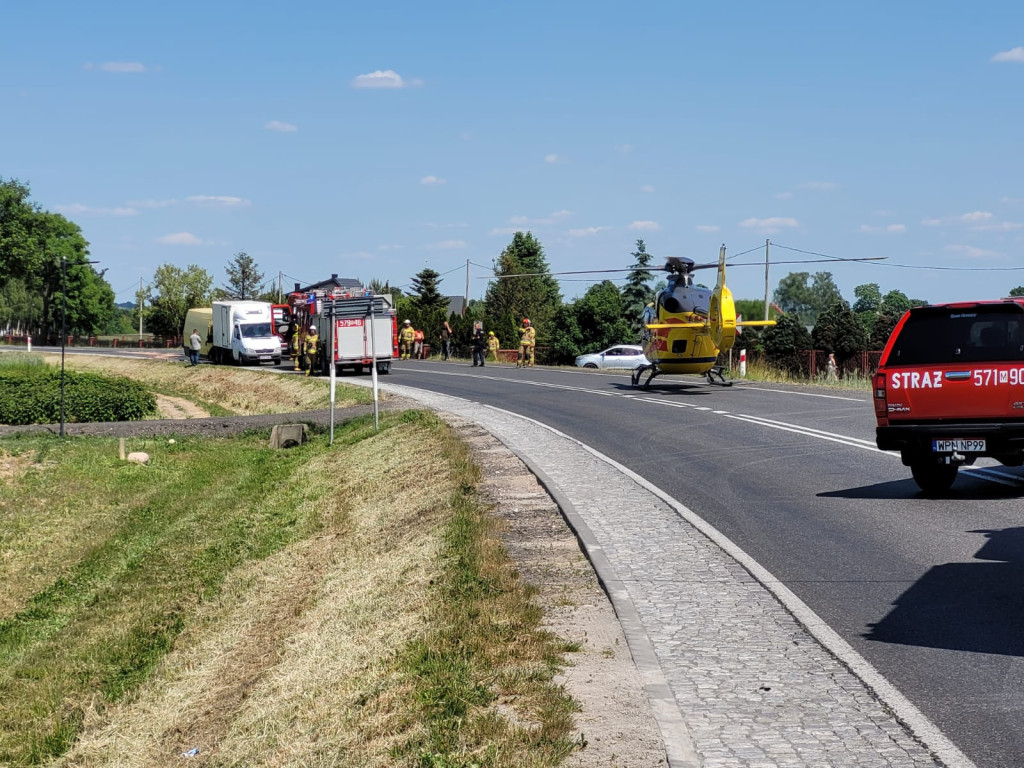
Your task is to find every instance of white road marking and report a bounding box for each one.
[400,367,1024,486]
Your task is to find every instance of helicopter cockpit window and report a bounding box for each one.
[661,285,711,316]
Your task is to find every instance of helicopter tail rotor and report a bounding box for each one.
[708,246,738,352]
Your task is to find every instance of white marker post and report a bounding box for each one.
[329,314,337,445]
[739,348,747,378]
[27,335,31,353]
[368,307,379,432]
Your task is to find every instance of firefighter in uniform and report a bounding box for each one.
[304,325,319,376]
[517,318,536,367]
[487,331,500,362]
[290,329,303,371]
[399,319,416,360]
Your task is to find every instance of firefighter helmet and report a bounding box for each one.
[522,318,531,325]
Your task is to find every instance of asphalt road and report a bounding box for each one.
[382,359,1024,768]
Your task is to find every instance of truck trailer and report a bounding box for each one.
[182,301,283,366]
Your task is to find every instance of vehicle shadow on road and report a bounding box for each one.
[608,382,714,397]
[865,527,1024,656]
[818,476,1024,501]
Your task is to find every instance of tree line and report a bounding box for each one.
[5,177,1024,368]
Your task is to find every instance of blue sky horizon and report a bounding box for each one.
[4,1,1024,309]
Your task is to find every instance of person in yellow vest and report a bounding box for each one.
[399,319,415,360]
[304,325,319,376]
[517,318,536,367]
[487,330,500,361]
[290,330,303,371]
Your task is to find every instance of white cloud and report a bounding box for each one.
[158,232,203,245]
[946,244,999,258]
[798,181,839,191]
[377,244,403,251]
[425,239,468,250]
[628,220,660,231]
[923,211,994,226]
[568,226,608,238]
[84,61,146,73]
[126,198,177,209]
[774,191,794,200]
[696,225,720,233]
[55,203,137,217]
[992,46,1024,62]
[921,218,942,227]
[504,211,572,227]
[1000,196,1024,204]
[351,69,420,89]
[640,184,655,193]
[616,144,634,153]
[859,224,906,234]
[740,217,799,233]
[544,154,565,164]
[264,120,297,132]
[186,195,251,207]
[489,227,519,236]
[960,210,993,222]
[420,175,446,186]
[972,221,1024,232]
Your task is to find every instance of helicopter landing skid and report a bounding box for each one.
[705,366,733,386]
[631,364,662,389]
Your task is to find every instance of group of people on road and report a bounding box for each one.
[290,326,319,376]
[399,317,537,367]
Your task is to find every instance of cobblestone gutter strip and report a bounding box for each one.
[354,380,975,768]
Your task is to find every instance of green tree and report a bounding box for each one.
[1010,286,1024,297]
[811,299,867,366]
[621,239,655,334]
[147,263,215,338]
[0,278,41,334]
[0,179,114,339]
[410,267,447,312]
[762,312,813,374]
[484,232,562,346]
[879,289,912,317]
[221,251,266,300]
[547,281,633,364]
[773,271,842,327]
[852,283,881,313]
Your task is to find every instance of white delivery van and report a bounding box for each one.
[208,301,282,365]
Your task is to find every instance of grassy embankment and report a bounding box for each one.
[38,353,374,416]
[0,363,580,766]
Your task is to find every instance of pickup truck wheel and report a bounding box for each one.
[910,461,958,495]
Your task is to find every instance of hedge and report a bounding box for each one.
[0,369,156,425]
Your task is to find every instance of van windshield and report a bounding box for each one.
[239,323,273,339]
[888,304,1024,365]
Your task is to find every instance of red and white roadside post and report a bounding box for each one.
[27,335,31,353]
[739,348,747,378]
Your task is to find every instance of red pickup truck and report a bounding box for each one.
[873,298,1024,493]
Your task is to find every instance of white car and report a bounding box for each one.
[575,345,649,370]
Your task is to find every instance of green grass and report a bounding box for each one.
[0,426,348,763]
[0,412,582,767]
[395,413,580,768]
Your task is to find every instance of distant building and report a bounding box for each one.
[291,274,363,294]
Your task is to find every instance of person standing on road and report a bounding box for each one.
[399,320,415,360]
[517,318,536,367]
[472,327,487,367]
[188,329,202,366]
[290,330,303,371]
[440,321,452,361]
[304,325,319,376]
[827,352,838,382]
[413,327,425,359]
[487,330,500,362]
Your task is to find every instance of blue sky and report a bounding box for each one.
[4,1,1024,308]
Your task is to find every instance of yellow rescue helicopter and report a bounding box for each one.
[634,245,776,388]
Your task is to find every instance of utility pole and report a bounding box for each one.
[278,271,283,303]
[464,258,469,317]
[763,239,771,321]
[138,277,144,340]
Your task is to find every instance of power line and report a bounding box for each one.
[772,242,1024,272]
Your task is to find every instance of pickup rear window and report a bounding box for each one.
[886,304,1024,366]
